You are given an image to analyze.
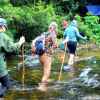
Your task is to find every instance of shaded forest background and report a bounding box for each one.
[0,0,100,45]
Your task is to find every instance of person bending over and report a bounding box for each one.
[31,32,52,91]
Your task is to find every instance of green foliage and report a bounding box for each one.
[77,14,100,45]
[10,0,35,6]
[0,0,100,45]
[0,1,56,42]
[84,15,99,26]
[84,15,100,45]
[0,0,9,4]
[52,0,79,15]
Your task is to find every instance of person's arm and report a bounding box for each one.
[75,28,86,40]
[62,37,68,44]
[3,34,25,52]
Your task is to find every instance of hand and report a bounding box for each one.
[52,44,58,49]
[19,36,25,46]
[62,38,68,44]
[84,36,87,40]
[31,46,36,56]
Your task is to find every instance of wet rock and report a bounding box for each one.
[81,95,100,100]
[75,56,96,63]
[63,65,71,71]
[86,74,100,88]
[17,55,41,70]
[25,55,40,67]
[79,67,100,88]
[79,67,92,79]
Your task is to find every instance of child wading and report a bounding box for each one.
[0,18,25,97]
[31,32,54,92]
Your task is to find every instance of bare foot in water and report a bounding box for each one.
[37,82,48,92]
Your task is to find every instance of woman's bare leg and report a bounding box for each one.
[37,53,51,91]
[41,54,51,82]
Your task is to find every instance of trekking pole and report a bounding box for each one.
[20,34,25,89]
[58,44,67,81]
[22,43,25,88]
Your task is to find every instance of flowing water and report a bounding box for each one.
[3,48,100,100]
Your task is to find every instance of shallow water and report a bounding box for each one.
[3,48,100,100]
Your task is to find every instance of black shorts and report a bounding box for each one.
[67,41,77,54]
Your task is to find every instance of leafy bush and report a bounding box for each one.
[0,0,100,45]
[0,1,56,42]
[76,14,100,45]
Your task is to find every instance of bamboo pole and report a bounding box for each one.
[58,45,67,81]
[22,44,25,89]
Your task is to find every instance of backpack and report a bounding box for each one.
[35,40,45,55]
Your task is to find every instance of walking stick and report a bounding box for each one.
[58,44,67,81]
[22,43,25,88]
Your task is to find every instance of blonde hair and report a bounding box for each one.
[49,21,58,30]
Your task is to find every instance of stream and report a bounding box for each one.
[3,48,100,100]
